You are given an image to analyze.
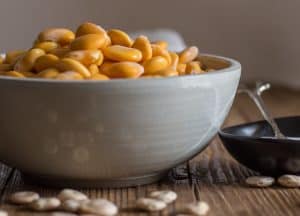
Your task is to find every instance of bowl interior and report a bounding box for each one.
[199,55,231,70]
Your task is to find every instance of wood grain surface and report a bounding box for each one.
[0,86,299,215]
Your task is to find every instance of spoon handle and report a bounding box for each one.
[238,82,286,139]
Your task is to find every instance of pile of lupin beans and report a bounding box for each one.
[0,22,212,80]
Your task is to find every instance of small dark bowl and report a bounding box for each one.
[219,116,300,176]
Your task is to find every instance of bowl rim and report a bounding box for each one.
[0,53,241,84]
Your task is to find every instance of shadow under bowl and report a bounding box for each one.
[219,116,300,176]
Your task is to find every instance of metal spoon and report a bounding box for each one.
[238,82,286,139]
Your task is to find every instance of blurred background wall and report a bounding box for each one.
[0,0,299,88]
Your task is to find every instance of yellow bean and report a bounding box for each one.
[0,55,4,64]
[0,64,13,72]
[88,64,99,75]
[37,28,75,46]
[99,61,114,72]
[70,34,107,50]
[103,45,142,62]
[37,68,60,79]
[88,73,110,80]
[169,52,179,70]
[177,63,187,75]
[48,47,70,58]
[140,75,162,78]
[95,51,104,66]
[20,71,36,77]
[4,71,25,78]
[102,62,144,78]
[107,29,133,47]
[185,61,204,74]
[14,48,45,72]
[4,50,26,65]
[64,50,103,66]
[34,54,59,72]
[55,71,84,80]
[38,28,75,46]
[76,22,106,37]
[153,40,168,49]
[155,68,178,77]
[143,56,169,75]
[55,58,91,78]
[33,41,59,53]
[179,46,199,64]
[103,34,112,47]
[151,44,171,65]
[132,36,152,62]
[77,27,111,48]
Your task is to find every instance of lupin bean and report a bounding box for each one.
[179,46,199,64]
[103,45,142,62]
[4,50,26,64]
[38,28,75,46]
[143,56,169,75]
[14,48,45,72]
[185,61,203,75]
[153,40,168,49]
[70,34,107,50]
[55,71,84,80]
[151,44,171,64]
[34,41,59,53]
[108,29,133,47]
[37,68,60,79]
[132,36,152,62]
[76,22,106,37]
[34,54,59,72]
[55,58,91,78]
[102,62,144,79]
[64,50,103,66]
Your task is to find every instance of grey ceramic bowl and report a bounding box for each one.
[0,54,241,188]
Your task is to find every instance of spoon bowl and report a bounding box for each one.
[219,116,300,176]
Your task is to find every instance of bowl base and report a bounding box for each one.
[22,171,168,188]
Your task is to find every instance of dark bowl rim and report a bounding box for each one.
[0,53,241,84]
[218,116,300,142]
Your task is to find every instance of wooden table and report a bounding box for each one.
[0,86,299,215]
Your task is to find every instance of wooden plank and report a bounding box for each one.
[0,164,11,192]
[0,87,299,215]
[0,164,13,204]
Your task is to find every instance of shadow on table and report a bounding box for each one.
[163,156,258,186]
